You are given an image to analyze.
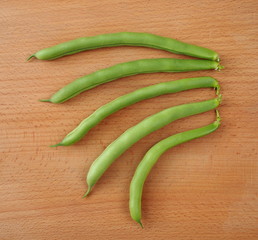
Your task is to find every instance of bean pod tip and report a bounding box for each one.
[138,220,144,229]
[83,186,92,198]
[50,143,63,147]
[27,54,35,61]
[39,99,51,103]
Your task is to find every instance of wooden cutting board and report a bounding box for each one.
[1,0,257,239]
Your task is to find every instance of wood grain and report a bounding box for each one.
[0,0,258,239]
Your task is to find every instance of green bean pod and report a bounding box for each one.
[52,77,220,147]
[130,111,221,228]
[28,32,220,61]
[41,58,223,104]
[83,96,221,197]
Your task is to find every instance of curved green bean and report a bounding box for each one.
[83,96,221,198]
[40,58,223,103]
[52,77,220,147]
[130,111,221,228]
[28,32,220,61]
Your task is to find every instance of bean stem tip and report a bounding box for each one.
[215,84,221,96]
[215,64,224,71]
[215,110,221,123]
[217,94,222,104]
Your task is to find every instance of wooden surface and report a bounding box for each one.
[1,0,258,239]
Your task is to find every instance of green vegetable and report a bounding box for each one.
[130,111,221,227]
[28,32,219,61]
[83,96,221,197]
[40,58,223,103]
[52,77,220,147]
